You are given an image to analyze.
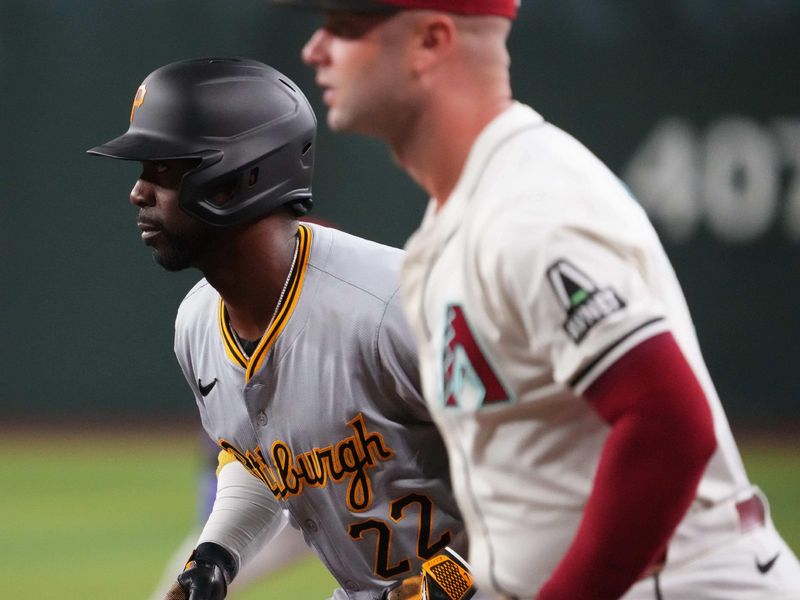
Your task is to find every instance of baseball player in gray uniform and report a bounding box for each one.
[279,0,800,599]
[88,57,480,600]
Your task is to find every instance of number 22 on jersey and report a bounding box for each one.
[349,493,451,578]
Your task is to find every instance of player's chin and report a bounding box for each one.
[327,109,377,138]
[325,102,360,131]
[326,108,350,133]
[151,245,195,272]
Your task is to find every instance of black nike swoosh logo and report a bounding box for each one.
[756,552,780,574]
[198,378,218,397]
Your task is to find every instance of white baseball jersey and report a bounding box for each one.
[401,102,798,598]
[173,223,467,600]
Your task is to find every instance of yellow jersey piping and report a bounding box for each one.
[217,224,313,380]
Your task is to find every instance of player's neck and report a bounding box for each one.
[392,92,512,208]
[202,219,299,340]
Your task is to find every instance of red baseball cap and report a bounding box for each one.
[273,0,518,19]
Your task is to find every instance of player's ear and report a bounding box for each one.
[409,13,456,75]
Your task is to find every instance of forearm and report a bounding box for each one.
[538,333,717,599]
[198,460,286,574]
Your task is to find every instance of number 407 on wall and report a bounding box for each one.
[623,116,800,244]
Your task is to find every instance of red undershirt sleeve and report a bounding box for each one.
[536,332,717,600]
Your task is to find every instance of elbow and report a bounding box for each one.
[695,410,718,467]
[677,396,718,473]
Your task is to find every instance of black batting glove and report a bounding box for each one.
[164,542,238,600]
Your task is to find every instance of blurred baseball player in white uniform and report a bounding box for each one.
[89,57,485,600]
[279,0,800,598]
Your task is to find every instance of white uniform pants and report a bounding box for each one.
[624,521,800,600]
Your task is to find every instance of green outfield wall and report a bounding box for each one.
[2,1,798,425]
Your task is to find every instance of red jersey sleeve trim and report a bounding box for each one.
[568,316,667,392]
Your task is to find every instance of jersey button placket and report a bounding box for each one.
[304,519,318,533]
[244,383,268,427]
[344,580,360,592]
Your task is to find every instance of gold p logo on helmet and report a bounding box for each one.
[129,84,147,122]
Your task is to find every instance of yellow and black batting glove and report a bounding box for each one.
[382,548,476,600]
[420,547,476,600]
[164,542,237,600]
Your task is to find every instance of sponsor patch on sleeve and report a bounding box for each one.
[546,259,626,343]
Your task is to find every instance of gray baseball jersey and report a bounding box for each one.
[174,223,465,599]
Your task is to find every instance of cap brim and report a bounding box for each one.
[271,0,400,13]
[86,131,200,161]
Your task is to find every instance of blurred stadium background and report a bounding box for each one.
[1,1,798,598]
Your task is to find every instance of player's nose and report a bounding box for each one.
[302,29,330,68]
[129,178,155,208]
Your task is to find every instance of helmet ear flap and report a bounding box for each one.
[290,198,314,216]
[293,137,316,215]
[200,175,241,209]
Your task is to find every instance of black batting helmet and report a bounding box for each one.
[88,57,316,226]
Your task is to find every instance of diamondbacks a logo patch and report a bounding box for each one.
[547,260,625,343]
[442,304,511,410]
